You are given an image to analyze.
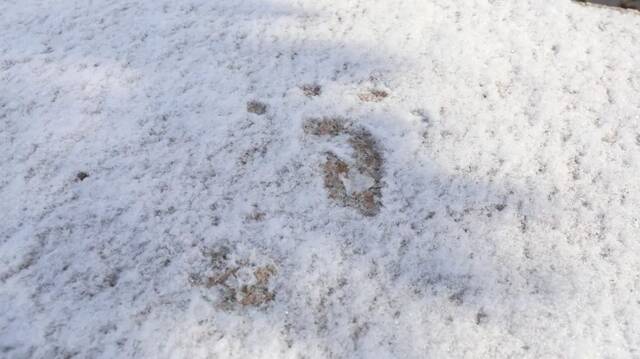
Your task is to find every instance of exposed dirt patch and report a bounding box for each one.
[358,89,388,103]
[323,153,350,201]
[301,84,322,97]
[189,247,276,309]
[303,116,347,136]
[304,118,384,216]
[75,171,89,182]
[348,130,383,179]
[240,265,276,306]
[245,206,266,222]
[247,100,267,115]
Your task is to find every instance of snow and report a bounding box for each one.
[1,0,640,357]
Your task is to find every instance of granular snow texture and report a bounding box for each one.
[1,0,640,358]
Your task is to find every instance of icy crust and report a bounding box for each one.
[1,0,640,358]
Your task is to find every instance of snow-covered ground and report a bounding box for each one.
[1,1,640,357]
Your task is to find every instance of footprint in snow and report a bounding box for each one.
[304,117,384,217]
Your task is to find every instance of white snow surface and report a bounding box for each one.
[1,0,640,357]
